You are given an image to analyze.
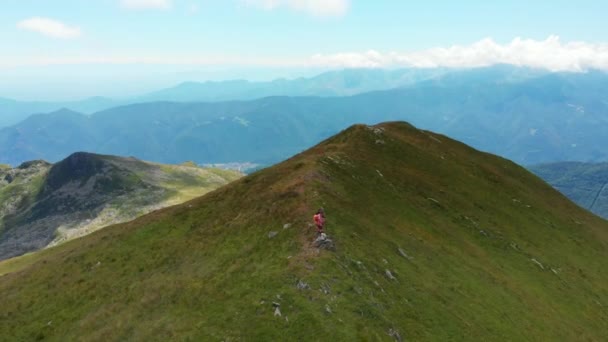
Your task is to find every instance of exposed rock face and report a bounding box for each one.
[0,152,241,260]
[0,161,53,258]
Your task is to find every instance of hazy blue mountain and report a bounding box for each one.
[0,68,445,128]
[0,66,543,129]
[0,96,116,128]
[136,68,450,102]
[530,162,608,219]
[1,68,607,167]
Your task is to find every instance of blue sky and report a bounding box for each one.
[1,0,607,100]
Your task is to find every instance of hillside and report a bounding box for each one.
[1,122,607,340]
[1,68,607,167]
[0,152,241,260]
[530,162,608,219]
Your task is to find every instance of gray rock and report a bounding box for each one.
[531,258,545,270]
[268,231,278,239]
[388,328,403,342]
[296,280,310,290]
[398,248,413,260]
[283,223,291,229]
[385,269,397,281]
[313,233,335,250]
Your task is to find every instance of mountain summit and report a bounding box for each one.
[1,122,607,340]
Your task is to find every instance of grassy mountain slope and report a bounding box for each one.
[1,122,607,341]
[2,69,607,167]
[530,162,608,219]
[0,152,241,260]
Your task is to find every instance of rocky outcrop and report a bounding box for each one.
[313,233,335,250]
[0,152,242,260]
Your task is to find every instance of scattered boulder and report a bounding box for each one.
[313,233,335,250]
[398,248,413,260]
[531,258,545,270]
[385,269,397,281]
[283,223,291,229]
[388,328,403,342]
[268,231,278,239]
[296,280,310,290]
[427,197,441,205]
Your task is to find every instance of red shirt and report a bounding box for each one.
[313,213,325,226]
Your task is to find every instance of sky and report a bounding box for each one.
[1,0,607,100]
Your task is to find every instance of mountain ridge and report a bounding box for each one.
[1,122,606,340]
[2,69,607,167]
[0,152,242,260]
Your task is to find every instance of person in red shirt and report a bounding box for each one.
[313,208,325,235]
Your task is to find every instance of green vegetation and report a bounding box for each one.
[530,162,608,219]
[1,122,607,340]
[0,161,50,235]
[180,161,198,167]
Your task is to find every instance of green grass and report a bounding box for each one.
[1,122,607,341]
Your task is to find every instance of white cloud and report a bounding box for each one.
[310,36,608,72]
[2,36,608,73]
[243,0,349,17]
[17,17,82,39]
[121,0,172,10]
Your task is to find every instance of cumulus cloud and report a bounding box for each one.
[243,0,349,17]
[17,17,82,39]
[121,0,172,10]
[3,36,608,73]
[310,36,608,72]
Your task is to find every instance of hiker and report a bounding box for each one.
[313,208,325,235]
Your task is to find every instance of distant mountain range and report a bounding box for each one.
[0,68,450,128]
[530,162,608,219]
[2,122,607,340]
[137,67,451,102]
[0,152,241,260]
[1,67,607,167]
[0,96,117,128]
